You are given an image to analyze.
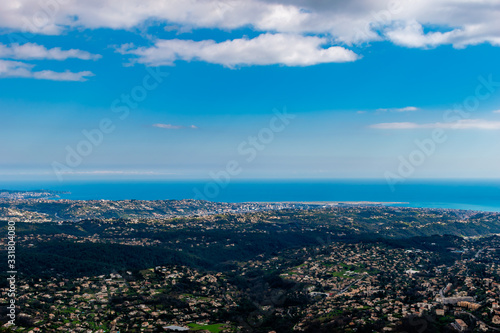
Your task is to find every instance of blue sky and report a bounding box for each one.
[1,0,500,181]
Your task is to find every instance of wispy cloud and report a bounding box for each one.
[371,119,500,130]
[121,33,359,67]
[492,110,500,114]
[153,123,198,130]
[0,170,179,176]
[376,106,419,112]
[0,59,94,81]
[0,43,100,61]
[57,170,178,175]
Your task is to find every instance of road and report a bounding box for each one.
[336,272,369,296]
[458,311,500,332]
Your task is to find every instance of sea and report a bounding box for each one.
[2,179,500,212]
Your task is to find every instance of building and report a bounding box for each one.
[451,319,468,332]
[435,309,445,316]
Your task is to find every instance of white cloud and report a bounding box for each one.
[384,20,462,48]
[0,0,304,34]
[0,43,100,60]
[396,106,418,112]
[32,69,94,81]
[153,123,198,130]
[0,42,97,81]
[371,119,500,130]
[492,110,500,114]
[52,170,178,175]
[122,33,359,67]
[376,106,418,112]
[1,0,500,49]
[0,59,94,81]
[153,124,183,129]
[370,122,427,129]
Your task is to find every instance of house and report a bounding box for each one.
[451,319,467,332]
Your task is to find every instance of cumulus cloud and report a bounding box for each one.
[153,123,198,130]
[370,119,500,130]
[0,0,499,75]
[0,59,94,81]
[122,33,359,67]
[0,43,100,61]
[1,0,500,49]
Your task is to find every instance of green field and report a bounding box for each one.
[187,323,226,332]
